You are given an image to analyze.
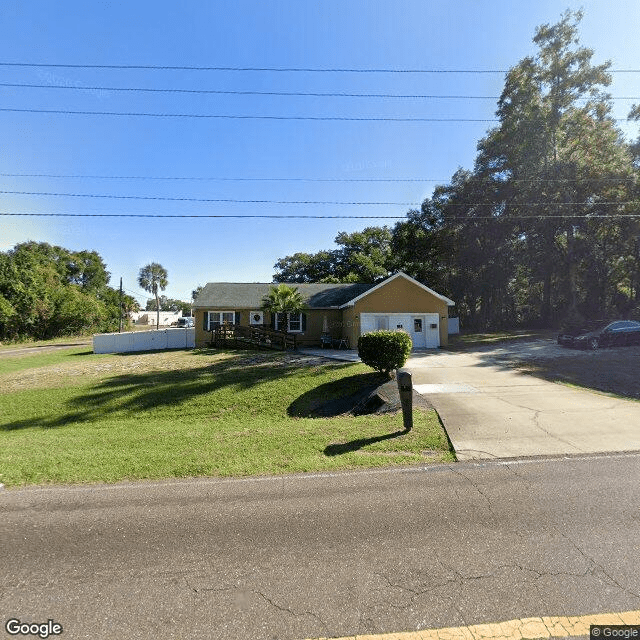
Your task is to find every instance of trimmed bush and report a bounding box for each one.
[358,330,412,377]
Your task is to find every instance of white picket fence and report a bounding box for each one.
[93,328,195,354]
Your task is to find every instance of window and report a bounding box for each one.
[375,316,389,331]
[207,311,236,329]
[275,312,303,332]
[288,312,302,332]
[414,318,423,332]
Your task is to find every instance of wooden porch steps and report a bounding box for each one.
[210,324,297,351]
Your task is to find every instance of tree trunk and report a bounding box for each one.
[566,223,577,313]
[541,273,552,327]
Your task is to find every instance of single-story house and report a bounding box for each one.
[130,311,183,326]
[193,272,454,350]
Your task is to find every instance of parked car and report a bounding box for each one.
[557,320,640,350]
[177,317,194,328]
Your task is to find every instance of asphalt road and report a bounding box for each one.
[0,341,92,357]
[2,454,640,639]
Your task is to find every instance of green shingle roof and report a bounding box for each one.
[194,282,375,309]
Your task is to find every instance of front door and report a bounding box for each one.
[411,317,426,348]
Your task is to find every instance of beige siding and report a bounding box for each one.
[299,309,343,346]
[193,306,344,348]
[342,306,359,348]
[348,277,450,346]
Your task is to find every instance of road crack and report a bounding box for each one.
[252,590,328,632]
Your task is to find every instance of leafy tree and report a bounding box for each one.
[191,285,204,303]
[333,227,392,281]
[66,250,110,291]
[389,197,455,295]
[271,11,638,330]
[273,227,392,283]
[477,9,629,324]
[260,284,306,333]
[273,251,337,283]
[137,263,168,329]
[0,242,124,340]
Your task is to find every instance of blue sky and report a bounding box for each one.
[1,1,640,305]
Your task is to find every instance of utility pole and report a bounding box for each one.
[119,277,123,333]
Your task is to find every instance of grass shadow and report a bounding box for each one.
[1,350,354,431]
[324,429,408,456]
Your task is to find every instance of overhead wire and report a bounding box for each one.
[0,106,635,122]
[2,211,640,220]
[1,81,639,101]
[2,189,640,207]
[0,172,636,183]
[0,190,417,205]
[0,61,639,73]
[0,107,502,121]
[0,63,637,221]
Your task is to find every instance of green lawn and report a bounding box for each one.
[0,346,95,375]
[0,347,454,487]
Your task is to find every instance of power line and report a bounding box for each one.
[0,82,498,99]
[1,107,633,123]
[0,190,418,205]
[0,172,447,182]
[0,211,407,219]
[3,190,640,207]
[0,61,639,73]
[2,81,639,101]
[2,211,640,219]
[0,172,635,183]
[121,286,143,297]
[0,107,501,121]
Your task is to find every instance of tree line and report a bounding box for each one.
[273,11,640,330]
[0,241,139,341]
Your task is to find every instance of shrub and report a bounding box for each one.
[358,330,412,377]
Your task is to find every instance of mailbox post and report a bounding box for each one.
[396,368,413,431]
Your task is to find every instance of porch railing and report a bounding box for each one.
[210,324,297,351]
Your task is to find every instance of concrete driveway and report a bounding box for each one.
[407,340,640,460]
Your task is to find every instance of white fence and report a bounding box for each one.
[93,328,195,354]
[448,317,460,334]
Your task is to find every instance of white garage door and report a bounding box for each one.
[360,313,440,349]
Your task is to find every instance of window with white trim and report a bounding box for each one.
[288,312,302,332]
[274,312,303,333]
[207,311,236,329]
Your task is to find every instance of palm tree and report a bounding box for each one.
[138,263,168,329]
[261,284,305,333]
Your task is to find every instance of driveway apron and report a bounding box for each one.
[407,348,640,460]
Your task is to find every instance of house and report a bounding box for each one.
[193,272,455,350]
[130,311,183,326]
